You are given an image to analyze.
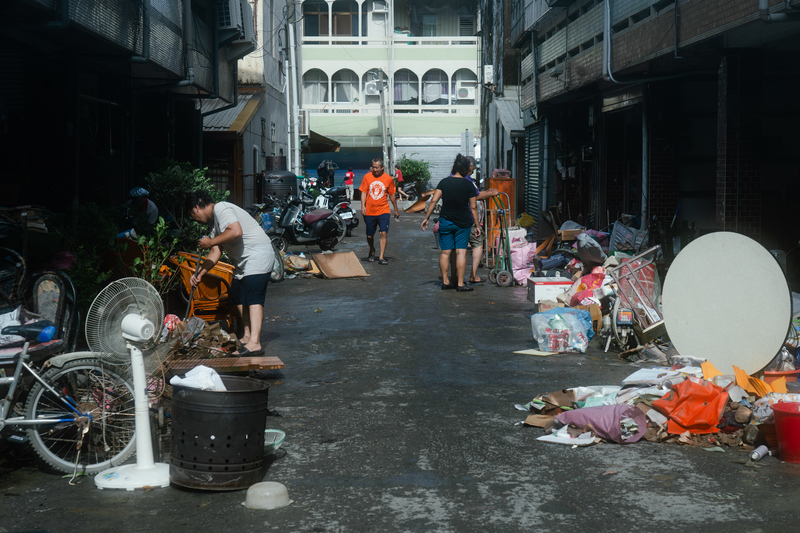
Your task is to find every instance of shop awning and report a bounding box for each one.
[302,130,341,153]
[494,96,524,138]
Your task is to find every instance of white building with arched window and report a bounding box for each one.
[299,0,480,181]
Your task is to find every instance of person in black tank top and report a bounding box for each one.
[420,154,481,292]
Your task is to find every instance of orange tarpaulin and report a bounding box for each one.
[652,378,728,434]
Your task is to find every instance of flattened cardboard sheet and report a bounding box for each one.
[311,251,370,278]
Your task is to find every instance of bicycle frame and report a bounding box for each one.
[0,341,87,431]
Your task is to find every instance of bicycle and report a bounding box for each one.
[0,322,136,477]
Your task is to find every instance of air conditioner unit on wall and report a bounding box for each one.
[299,110,310,137]
[227,0,257,61]
[218,0,243,35]
[456,87,476,100]
[365,81,380,95]
[372,1,387,14]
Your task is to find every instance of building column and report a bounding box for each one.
[716,52,763,239]
[327,0,333,43]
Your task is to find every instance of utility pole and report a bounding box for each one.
[378,71,389,167]
[288,13,302,177]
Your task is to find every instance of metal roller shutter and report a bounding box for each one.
[525,124,542,238]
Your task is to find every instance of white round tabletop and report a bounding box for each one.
[662,231,791,376]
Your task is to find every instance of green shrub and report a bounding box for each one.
[396,154,432,195]
[144,160,229,247]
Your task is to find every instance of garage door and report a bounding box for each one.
[395,138,463,188]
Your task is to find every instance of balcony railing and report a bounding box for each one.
[301,35,479,46]
[303,104,479,115]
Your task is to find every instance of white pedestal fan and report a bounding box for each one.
[88,278,171,490]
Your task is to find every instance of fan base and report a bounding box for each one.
[95,463,171,491]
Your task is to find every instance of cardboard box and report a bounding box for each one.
[527,276,573,304]
[558,228,585,241]
[574,303,603,334]
[537,299,565,313]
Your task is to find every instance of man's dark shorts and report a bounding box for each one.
[364,213,390,237]
[229,273,269,307]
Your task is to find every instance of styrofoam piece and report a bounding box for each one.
[243,481,292,510]
[662,232,791,376]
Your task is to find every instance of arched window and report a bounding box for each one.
[303,69,329,105]
[332,69,359,104]
[421,69,449,105]
[394,69,419,105]
[451,68,478,105]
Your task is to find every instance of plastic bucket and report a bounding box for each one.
[764,370,800,385]
[771,402,800,463]
[169,376,270,491]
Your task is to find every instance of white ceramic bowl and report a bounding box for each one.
[243,481,292,510]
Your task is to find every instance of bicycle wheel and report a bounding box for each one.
[24,359,136,475]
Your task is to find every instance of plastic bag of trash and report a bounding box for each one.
[530,308,594,353]
[764,347,796,372]
[169,365,227,391]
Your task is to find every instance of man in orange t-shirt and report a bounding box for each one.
[359,157,399,265]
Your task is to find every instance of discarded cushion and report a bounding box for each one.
[555,404,647,444]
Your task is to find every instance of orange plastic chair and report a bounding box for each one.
[170,252,236,326]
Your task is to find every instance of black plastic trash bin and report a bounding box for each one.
[169,376,270,491]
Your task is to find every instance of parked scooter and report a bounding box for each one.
[313,186,359,236]
[270,194,345,252]
[399,181,418,201]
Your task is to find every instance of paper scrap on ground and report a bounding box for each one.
[524,414,554,428]
[537,426,596,446]
[514,348,552,356]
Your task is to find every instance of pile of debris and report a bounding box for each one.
[518,353,800,457]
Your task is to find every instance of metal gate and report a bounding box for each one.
[524,124,542,238]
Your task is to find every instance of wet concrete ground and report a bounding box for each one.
[3,209,800,533]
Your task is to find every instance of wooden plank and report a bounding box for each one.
[167,356,285,373]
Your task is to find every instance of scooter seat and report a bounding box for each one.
[303,209,333,225]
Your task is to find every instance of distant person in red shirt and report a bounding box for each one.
[344,167,355,200]
[359,158,399,265]
[394,163,410,201]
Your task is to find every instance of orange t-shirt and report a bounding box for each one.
[359,172,396,216]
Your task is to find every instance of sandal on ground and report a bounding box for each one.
[441,283,456,290]
[367,254,376,262]
[378,259,388,265]
[456,285,474,292]
[468,277,485,283]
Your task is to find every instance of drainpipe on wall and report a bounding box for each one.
[131,0,150,63]
[285,50,293,174]
[602,0,622,84]
[389,1,395,170]
[759,0,800,22]
[674,0,682,60]
[641,86,648,228]
[532,32,538,113]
